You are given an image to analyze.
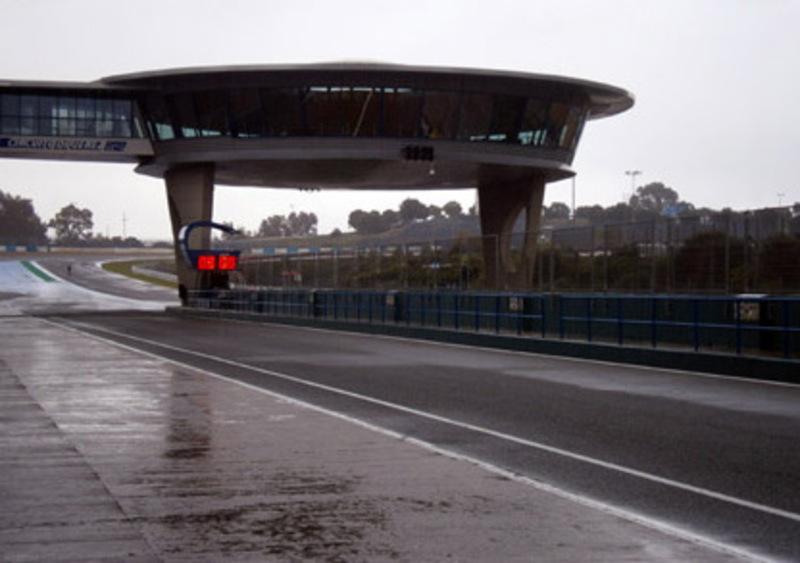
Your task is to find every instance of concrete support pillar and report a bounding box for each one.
[478,166,546,290]
[164,163,215,302]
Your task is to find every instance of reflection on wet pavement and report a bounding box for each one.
[1,317,396,560]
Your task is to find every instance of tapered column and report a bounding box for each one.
[164,163,215,302]
[478,166,546,290]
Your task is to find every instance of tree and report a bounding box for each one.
[574,204,605,224]
[349,209,384,234]
[604,202,634,224]
[286,211,318,236]
[89,234,145,248]
[442,201,463,219]
[791,203,800,235]
[217,221,250,241]
[49,203,93,244]
[0,190,48,245]
[427,205,443,220]
[348,208,400,234]
[759,234,800,290]
[629,182,679,217]
[674,231,746,292]
[380,209,400,230]
[257,212,318,237]
[399,198,430,224]
[544,201,571,221]
[258,215,286,237]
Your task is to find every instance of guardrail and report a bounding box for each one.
[186,289,799,362]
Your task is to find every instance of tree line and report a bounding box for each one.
[0,191,145,247]
[546,182,702,224]
[344,182,745,237]
[3,181,798,247]
[347,198,468,235]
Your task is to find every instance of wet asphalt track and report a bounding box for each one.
[3,256,800,561]
[52,310,800,562]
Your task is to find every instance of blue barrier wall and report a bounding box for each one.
[187,289,799,365]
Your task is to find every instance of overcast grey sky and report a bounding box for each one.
[1,0,798,240]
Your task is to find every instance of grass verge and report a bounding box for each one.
[102,260,178,289]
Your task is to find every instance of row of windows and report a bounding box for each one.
[140,87,588,151]
[0,87,589,153]
[0,93,140,138]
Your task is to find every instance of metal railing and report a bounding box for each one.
[229,206,800,294]
[187,289,800,362]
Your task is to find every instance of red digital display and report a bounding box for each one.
[218,255,238,271]
[196,255,217,270]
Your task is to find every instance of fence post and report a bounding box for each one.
[333,248,339,288]
[735,296,742,355]
[494,235,500,291]
[541,295,547,339]
[603,225,610,292]
[314,250,319,288]
[495,295,501,334]
[725,213,732,294]
[590,227,596,293]
[782,300,790,360]
[650,220,657,293]
[651,297,658,349]
[587,297,593,343]
[475,295,481,332]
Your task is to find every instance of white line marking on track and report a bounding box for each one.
[44,317,783,563]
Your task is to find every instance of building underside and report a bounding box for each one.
[0,63,633,295]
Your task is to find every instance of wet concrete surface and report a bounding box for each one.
[0,315,747,562]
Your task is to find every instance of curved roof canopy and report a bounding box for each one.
[104,62,634,119]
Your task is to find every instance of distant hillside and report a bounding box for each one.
[226,215,482,251]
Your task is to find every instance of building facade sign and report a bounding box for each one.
[0,136,153,160]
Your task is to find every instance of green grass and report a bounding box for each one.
[102,260,178,289]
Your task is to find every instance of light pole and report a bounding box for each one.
[625,170,642,201]
[777,192,785,207]
[571,176,576,221]
[625,170,642,222]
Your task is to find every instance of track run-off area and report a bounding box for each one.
[2,256,799,561]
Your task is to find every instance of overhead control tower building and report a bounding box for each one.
[0,63,633,292]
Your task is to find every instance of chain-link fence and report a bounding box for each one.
[232,206,800,294]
